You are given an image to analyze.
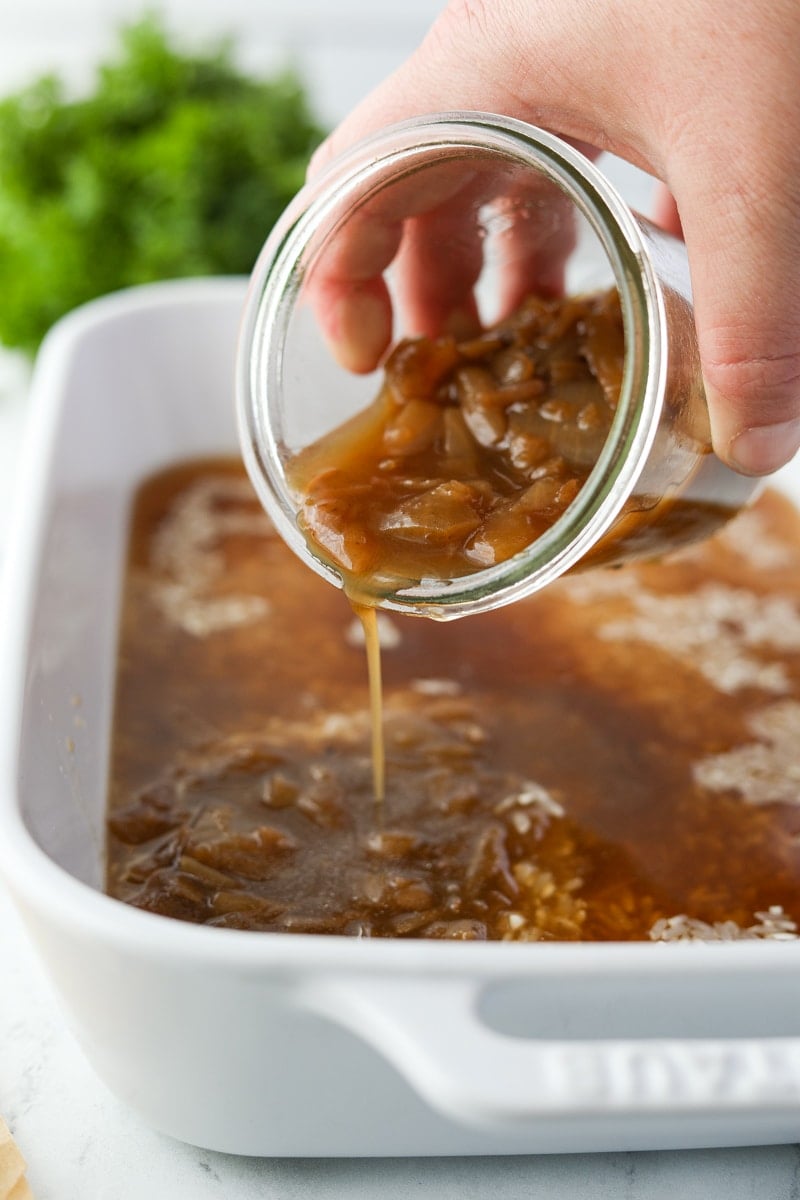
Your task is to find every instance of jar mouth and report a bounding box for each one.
[237,112,666,618]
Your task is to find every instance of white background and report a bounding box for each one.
[0,0,448,126]
[1,4,797,1198]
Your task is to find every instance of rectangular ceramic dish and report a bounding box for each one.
[2,279,800,1156]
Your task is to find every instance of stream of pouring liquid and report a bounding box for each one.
[352,603,385,804]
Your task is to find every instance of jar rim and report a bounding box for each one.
[237,111,666,617]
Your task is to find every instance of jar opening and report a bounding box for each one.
[237,113,666,617]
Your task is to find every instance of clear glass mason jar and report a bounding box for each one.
[236,111,758,618]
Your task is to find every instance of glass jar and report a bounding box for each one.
[236,111,758,618]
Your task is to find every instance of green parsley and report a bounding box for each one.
[0,17,326,351]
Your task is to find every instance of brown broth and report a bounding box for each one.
[105,459,800,941]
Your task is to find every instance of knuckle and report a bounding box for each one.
[703,330,800,419]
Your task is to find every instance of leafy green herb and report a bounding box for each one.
[0,16,326,351]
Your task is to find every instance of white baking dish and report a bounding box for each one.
[2,278,800,1157]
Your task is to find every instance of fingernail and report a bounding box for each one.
[728,418,800,476]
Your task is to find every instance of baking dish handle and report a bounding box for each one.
[302,977,800,1127]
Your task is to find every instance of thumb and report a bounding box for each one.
[671,143,800,476]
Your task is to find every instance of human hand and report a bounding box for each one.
[307,0,800,477]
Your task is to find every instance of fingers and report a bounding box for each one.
[489,174,578,319]
[392,198,484,341]
[305,207,402,373]
[683,167,800,475]
[305,162,482,372]
[303,0,657,371]
[307,163,580,373]
[309,275,395,375]
[303,0,800,477]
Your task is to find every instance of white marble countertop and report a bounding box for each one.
[2,348,800,1199]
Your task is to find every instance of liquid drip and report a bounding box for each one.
[352,602,385,804]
